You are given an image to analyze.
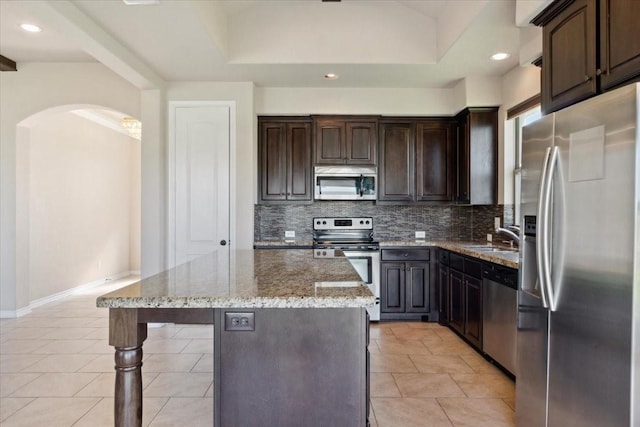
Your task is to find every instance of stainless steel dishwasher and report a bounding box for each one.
[482,263,518,376]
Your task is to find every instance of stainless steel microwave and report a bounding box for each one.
[314,166,377,200]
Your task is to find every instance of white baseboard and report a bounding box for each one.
[0,271,138,318]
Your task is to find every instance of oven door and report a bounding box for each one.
[342,250,380,321]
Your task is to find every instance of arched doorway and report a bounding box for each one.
[16,104,141,309]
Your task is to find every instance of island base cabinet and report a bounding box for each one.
[214,308,369,427]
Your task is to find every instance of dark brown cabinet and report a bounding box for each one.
[378,119,456,203]
[534,0,640,114]
[380,248,434,321]
[439,250,483,350]
[416,121,457,202]
[599,0,640,90]
[455,108,498,205]
[258,117,312,203]
[378,121,414,202]
[314,117,377,165]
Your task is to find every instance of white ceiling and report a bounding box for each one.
[0,0,539,89]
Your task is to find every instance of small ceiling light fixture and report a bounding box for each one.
[490,52,510,61]
[20,23,42,33]
[324,73,339,80]
[122,117,142,140]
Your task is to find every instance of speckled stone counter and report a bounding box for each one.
[98,249,373,427]
[97,249,375,309]
[380,240,519,269]
[253,240,313,249]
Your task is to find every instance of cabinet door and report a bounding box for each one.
[438,263,449,325]
[315,119,346,164]
[405,262,429,313]
[381,262,405,313]
[456,115,470,204]
[259,121,287,201]
[378,123,414,202]
[287,122,312,201]
[346,121,377,165]
[448,269,465,335]
[416,122,455,202]
[542,0,596,113]
[464,275,482,349]
[599,0,640,90]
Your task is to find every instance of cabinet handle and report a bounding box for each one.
[596,68,608,76]
[584,75,592,82]
[403,253,409,257]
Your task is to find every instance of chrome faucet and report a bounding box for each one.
[495,225,520,244]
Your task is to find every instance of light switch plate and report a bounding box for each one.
[415,231,426,239]
[285,230,295,238]
[487,233,493,242]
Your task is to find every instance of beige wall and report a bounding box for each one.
[1,62,140,314]
[25,113,139,300]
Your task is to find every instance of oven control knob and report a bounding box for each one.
[366,220,370,224]
[322,251,327,256]
[360,220,364,224]
[316,220,320,225]
[322,221,326,225]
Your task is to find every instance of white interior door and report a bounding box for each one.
[173,105,230,266]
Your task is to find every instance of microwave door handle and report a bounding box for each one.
[359,175,364,197]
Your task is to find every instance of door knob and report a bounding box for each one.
[220,240,227,246]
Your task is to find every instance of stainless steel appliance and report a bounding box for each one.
[314,166,377,200]
[517,83,640,426]
[313,217,380,320]
[482,263,518,376]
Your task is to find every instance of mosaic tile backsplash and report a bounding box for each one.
[255,202,515,243]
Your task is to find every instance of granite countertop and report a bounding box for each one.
[380,240,519,269]
[97,249,375,309]
[253,240,519,269]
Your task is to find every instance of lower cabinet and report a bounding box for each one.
[380,248,436,321]
[438,249,483,350]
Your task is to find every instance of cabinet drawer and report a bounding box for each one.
[438,249,449,266]
[450,253,464,271]
[464,258,482,278]
[382,249,430,261]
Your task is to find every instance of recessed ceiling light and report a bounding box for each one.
[20,23,42,33]
[122,0,160,5]
[324,73,339,80]
[490,52,510,61]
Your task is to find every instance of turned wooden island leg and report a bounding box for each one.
[109,308,147,427]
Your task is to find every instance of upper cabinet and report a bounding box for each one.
[534,0,640,114]
[378,121,414,202]
[378,119,457,204]
[455,108,498,205]
[599,0,640,91]
[258,117,312,204]
[314,117,378,165]
[416,121,457,202]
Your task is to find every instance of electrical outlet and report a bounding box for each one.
[487,233,493,242]
[285,230,295,239]
[225,312,255,331]
[494,217,501,230]
[415,231,426,239]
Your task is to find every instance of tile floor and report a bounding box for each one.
[0,276,515,426]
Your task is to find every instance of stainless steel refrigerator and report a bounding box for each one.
[516,83,640,427]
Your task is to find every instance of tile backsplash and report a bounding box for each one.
[255,202,514,243]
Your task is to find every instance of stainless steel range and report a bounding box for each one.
[313,217,380,320]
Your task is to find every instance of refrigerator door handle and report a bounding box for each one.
[536,147,552,309]
[538,146,559,312]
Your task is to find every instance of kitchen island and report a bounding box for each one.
[97,249,375,427]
